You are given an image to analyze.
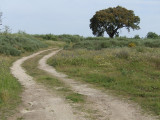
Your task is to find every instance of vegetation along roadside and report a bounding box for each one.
[22,50,101,120]
[0,32,47,120]
[48,47,160,116]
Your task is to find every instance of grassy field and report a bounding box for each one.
[1,32,160,118]
[0,56,22,120]
[0,33,48,120]
[22,50,100,118]
[48,47,160,116]
[22,50,85,104]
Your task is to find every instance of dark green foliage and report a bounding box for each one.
[90,6,140,38]
[134,35,140,39]
[144,40,160,48]
[0,33,47,56]
[34,34,59,41]
[146,32,159,39]
[85,37,110,41]
[34,34,160,50]
[72,38,139,50]
[34,34,84,43]
[58,34,84,43]
[69,38,160,50]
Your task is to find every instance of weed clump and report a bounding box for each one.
[128,43,136,47]
[116,50,129,59]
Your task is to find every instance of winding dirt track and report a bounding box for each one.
[10,49,158,120]
[10,49,85,120]
[39,49,157,120]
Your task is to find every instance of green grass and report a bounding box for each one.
[48,47,160,116]
[0,56,22,120]
[0,32,47,56]
[66,93,85,103]
[22,50,85,104]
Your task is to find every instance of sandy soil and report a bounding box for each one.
[10,49,85,120]
[39,49,158,120]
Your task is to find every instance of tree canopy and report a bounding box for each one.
[146,32,159,39]
[90,6,140,38]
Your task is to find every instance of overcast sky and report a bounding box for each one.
[0,0,160,37]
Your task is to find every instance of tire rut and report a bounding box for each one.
[10,49,83,120]
[38,49,158,120]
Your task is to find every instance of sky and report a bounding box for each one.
[0,0,160,37]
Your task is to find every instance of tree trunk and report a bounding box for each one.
[109,33,114,38]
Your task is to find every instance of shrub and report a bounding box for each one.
[128,43,136,47]
[85,37,110,41]
[0,33,47,56]
[58,34,84,43]
[116,50,129,59]
[134,35,140,39]
[44,34,59,41]
[146,32,159,39]
[136,47,145,52]
[144,40,160,48]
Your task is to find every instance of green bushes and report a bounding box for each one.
[33,33,160,50]
[34,34,59,41]
[72,39,138,50]
[0,33,47,56]
[34,34,84,43]
[58,34,84,43]
[146,32,159,39]
[70,38,160,50]
[133,35,140,39]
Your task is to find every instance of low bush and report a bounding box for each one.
[70,37,160,50]
[133,35,140,39]
[143,39,160,48]
[146,32,159,39]
[116,50,129,59]
[57,34,84,43]
[128,43,136,47]
[0,33,47,56]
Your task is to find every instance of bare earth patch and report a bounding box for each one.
[39,49,158,120]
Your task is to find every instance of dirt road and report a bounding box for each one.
[39,49,157,120]
[10,49,85,120]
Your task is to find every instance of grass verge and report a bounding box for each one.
[48,47,160,116]
[22,49,104,119]
[22,50,85,103]
[0,55,22,120]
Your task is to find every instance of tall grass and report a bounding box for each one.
[48,48,160,116]
[0,57,22,120]
[0,33,47,56]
